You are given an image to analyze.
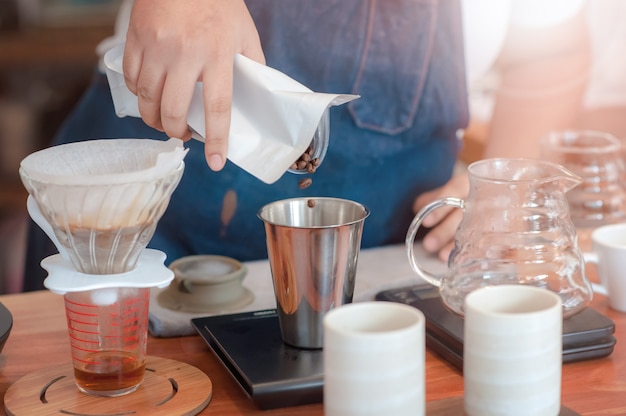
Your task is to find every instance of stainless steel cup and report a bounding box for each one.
[258,197,369,349]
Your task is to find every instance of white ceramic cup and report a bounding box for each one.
[584,223,626,312]
[323,301,425,416]
[463,285,563,416]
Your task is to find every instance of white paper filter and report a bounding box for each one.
[19,138,187,274]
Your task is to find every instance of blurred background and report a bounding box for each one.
[0,0,119,293]
[1,0,625,294]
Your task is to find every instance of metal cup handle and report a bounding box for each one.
[405,197,465,287]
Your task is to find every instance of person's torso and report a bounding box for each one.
[91,0,470,261]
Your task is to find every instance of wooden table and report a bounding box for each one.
[0,282,624,415]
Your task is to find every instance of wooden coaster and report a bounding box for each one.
[4,356,212,416]
[427,396,579,415]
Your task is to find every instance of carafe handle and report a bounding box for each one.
[405,197,464,287]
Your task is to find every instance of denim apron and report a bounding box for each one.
[24,0,468,290]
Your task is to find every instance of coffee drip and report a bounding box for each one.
[20,138,186,274]
[19,137,187,397]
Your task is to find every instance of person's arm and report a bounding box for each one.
[414,5,591,261]
[122,0,265,171]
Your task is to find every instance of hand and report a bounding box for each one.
[123,0,265,171]
[412,173,469,262]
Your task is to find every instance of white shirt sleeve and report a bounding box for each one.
[462,0,587,121]
[510,0,586,28]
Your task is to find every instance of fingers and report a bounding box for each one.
[240,35,266,66]
[413,172,470,261]
[201,61,233,171]
[135,59,166,134]
[159,60,197,141]
[121,0,265,171]
[413,188,457,228]
[422,208,463,260]
[124,44,196,140]
[437,242,455,263]
[199,9,265,171]
[122,41,141,97]
[418,203,457,228]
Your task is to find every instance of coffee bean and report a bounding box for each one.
[292,142,317,172]
[307,199,316,208]
[292,141,318,190]
[298,177,313,189]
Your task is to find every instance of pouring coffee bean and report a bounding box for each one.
[292,143,318,190]
[290,145,319,174]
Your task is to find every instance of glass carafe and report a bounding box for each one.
[406,158,593,317]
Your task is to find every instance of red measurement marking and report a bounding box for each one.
[65,306,99,318]
[70,344,102,355]
[124,298,140,306]
[72,356,98,365]
[69,325,100,335]
[67,318,99,327]
[122,317,140,325]
[125,334,139,341]
[122,325,139,332]
[65,298,99,309]
[68,333,100,344]
[70,331,98,343]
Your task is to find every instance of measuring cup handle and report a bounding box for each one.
[405,197,464,287]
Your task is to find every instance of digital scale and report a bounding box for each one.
[193,285,616,411]
[192,309,323,410]
[375,284,617,371]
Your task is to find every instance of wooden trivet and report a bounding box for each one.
[4,356,212,416]
[426,396,579,415]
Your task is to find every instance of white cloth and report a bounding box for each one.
[147,243,442,337]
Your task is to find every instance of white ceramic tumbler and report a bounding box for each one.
[585,223,626,312]
[323,301,425,416]
[463,285,563,416]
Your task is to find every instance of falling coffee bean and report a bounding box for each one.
[298,178,313,189]
[293,142,319,190]
[307,199,316,208]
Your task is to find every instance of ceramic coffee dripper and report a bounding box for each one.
[19,138,186,396]
[20,138,186,274]
[406,158,593,318]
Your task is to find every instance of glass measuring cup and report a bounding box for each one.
[64,287,150,397]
